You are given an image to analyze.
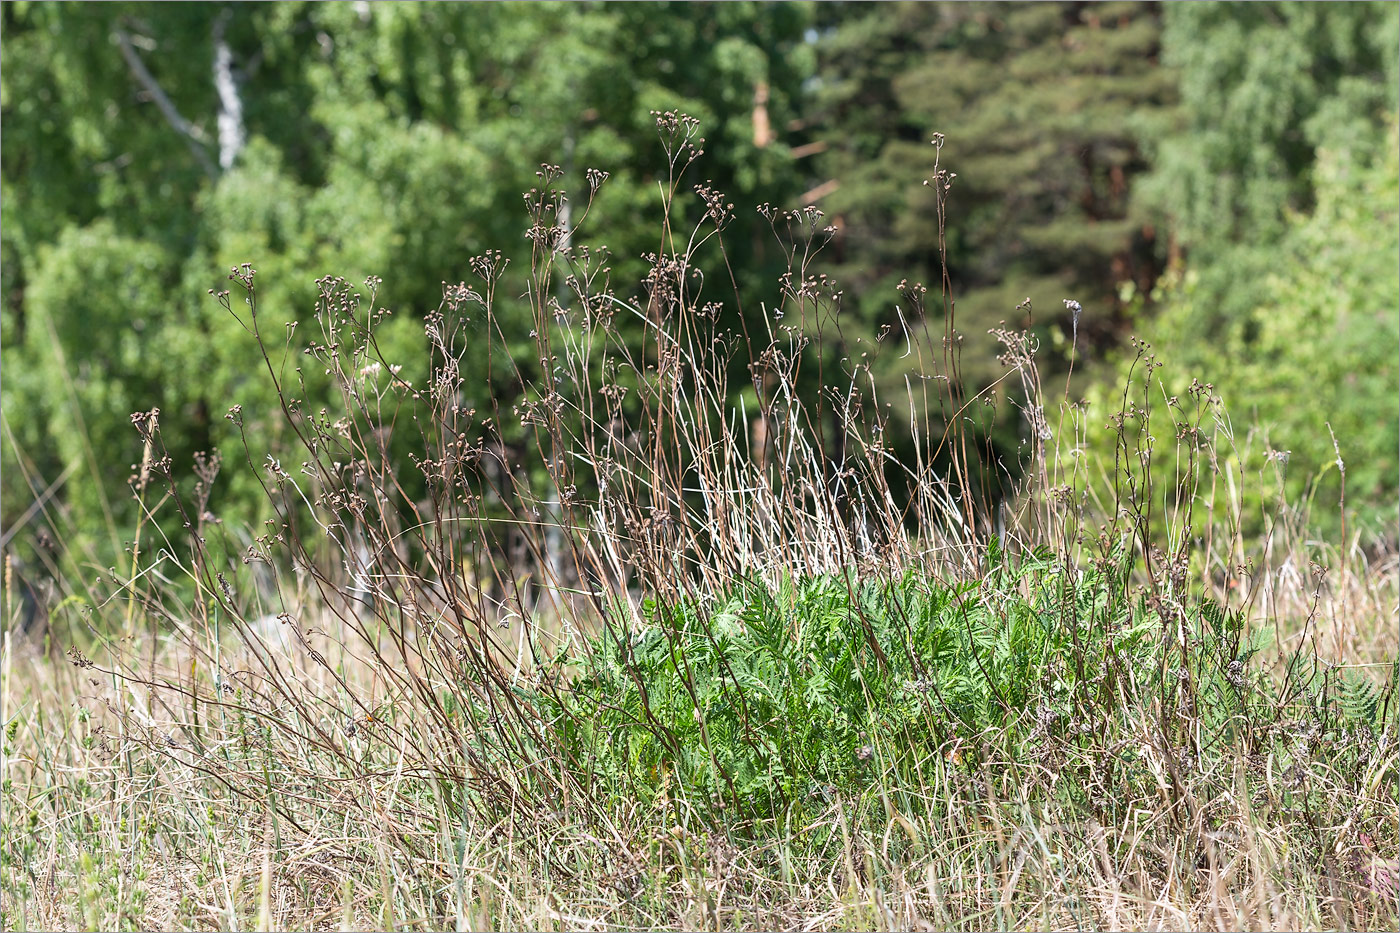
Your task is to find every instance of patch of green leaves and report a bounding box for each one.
[544,547,1174,820]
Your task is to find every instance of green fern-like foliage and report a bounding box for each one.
[527,545,1394,830]
[1337,671,1382,728]
[542,545,1175,820]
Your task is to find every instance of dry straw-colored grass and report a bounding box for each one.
[2,545,1395,931]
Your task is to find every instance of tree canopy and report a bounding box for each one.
[2,1,815,560]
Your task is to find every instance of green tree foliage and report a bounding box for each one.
[810,1,1175,397]
[1,1,814,564]
[1138,0,1399,335]
[1233,134,1400,531]
[1092,0,1399,539]
[3,0,1393,575]
[1101,126,1399,540]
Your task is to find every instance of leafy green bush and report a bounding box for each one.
[542,541,1307,821]
[529,492,1398,833]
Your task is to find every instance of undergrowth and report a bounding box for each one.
[2,115,1396,931]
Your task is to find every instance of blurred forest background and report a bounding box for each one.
[3,0,1397,579]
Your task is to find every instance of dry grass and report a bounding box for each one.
[2,544,1394,931]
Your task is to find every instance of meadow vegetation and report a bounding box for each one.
[4,4,1399,931]
[2,112,1395,931]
